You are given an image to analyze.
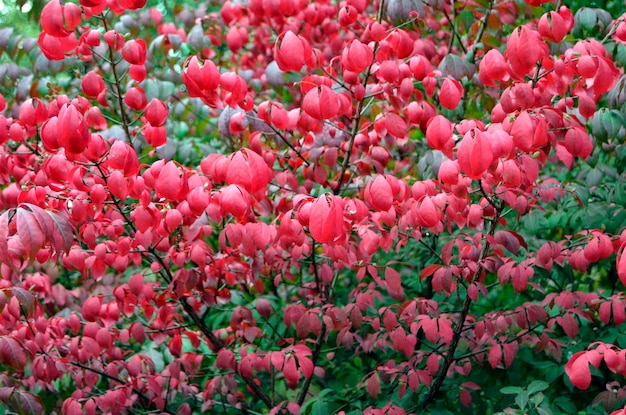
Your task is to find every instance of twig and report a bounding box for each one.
[99,13,133,146]
[416,199,505,411]
[334,0,386,195]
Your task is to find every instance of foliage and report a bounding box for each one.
[0,0,626,414]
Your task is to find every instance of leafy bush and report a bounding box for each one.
[0,0,626,414]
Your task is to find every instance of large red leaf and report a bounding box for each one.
[15,209,45,262]
[457,130,493,179]
[10,390,44,415]
[365,175,393,212]
[308,194,344,244]
[155,161,183,201]
[565,351,592,390]
[0,337,27,369]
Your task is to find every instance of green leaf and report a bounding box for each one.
[500,386,523,394]
[312,400,328,415]
[536,406,553,415]
[554,396,578,413]
[515,390,529,410]
[527,380,549,395]
[576,8,598,31]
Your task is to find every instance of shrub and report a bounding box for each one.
[0,0,626,414]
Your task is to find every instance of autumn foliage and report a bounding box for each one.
[1,0,626,414]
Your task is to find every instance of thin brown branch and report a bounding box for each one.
[99,13,134,146]
[416,199,505,411]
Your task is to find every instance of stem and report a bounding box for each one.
[100,13,133,146]
[416,199,504,411]
[70,361,175,415]
[296,240,328,406]
[439,1,467,54]
[467,0,494,64]
[334,0,386,195]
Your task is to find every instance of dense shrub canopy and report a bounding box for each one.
[1,0,626,414]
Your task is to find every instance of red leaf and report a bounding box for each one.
[488,343,502,369]
[0,211,9,265]
[283,356,299,388]
[420,264,441,280]
[308,194,344,244]
[220,184,250,219]
[427,353,440,374]
[0,337,27,369]
[10,287,36,316]
[10,389,44,415]
[384,113,407,138]
[216,349,235,370]
[155,161,183,201]
[367,373,381,398]
[416,196,438,228]
[16,209,45,262]
[298,356,314,379]
[302,86,339,120]
[439,78,463,110]
[274,31,311,72]
[618,243,626,287]
[107,170,129,200]
[457,129,493,179]
[425,115,454,157]
[506,26,546,79]
[479,49,508,86]
[287,402,300,415]
[385,267,404,301]
[82,296,101,322]
[510,111,534,152]
[563,126,592,159]
[366,175,393,211]
[47,211,74,258]
[342,40,373,74]
[557,313,579,338]
[565,351,592,389]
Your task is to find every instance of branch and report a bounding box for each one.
[334,0,386,195]
[70,361,176,415]
[99,13,134,146]
[296,241,328,406]
[98,165,274,409]
[467,0,495,64]
[416,199,505,411]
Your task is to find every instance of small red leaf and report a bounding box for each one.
[385,267,404,301]
[420,264,441,280]
[367,373,381,398]
[439,78,463,110]
[10,287,36,316]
